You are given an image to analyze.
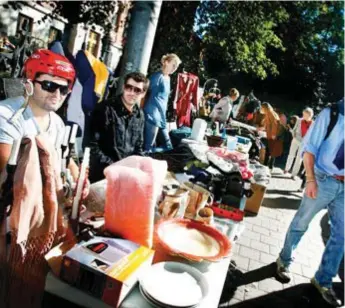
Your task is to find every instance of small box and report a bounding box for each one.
[245,183,267,214]
[59,237,154,307]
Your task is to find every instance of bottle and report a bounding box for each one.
[222,127,226,140]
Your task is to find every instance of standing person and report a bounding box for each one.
[89,72,149,183]
[275,108,288,127]
[276,98,344,307]
[285,107,314,178]
[261,102,284,172]
[210,88,240,123]
[0,31,15,51]
[144,53,181,152]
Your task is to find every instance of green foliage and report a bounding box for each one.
[196,1,289,80]
[275,1,344,102]
[149,1,203,77]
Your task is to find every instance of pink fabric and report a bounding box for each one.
[208,148,253,180]
[209,148,248,166]
[9,135,63,247]
[104,156,167,248]
[176,73,199,127]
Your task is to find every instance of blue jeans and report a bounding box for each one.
[279,169,344,288]
[144,120,172,152]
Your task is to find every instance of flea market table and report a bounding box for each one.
[45,216,243,308]
[44,152,247,307]
[45,253,232,308]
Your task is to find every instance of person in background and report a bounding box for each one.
[276,98,344,307]
[89,72,149,183]
[210,88,240,123]
[284,108,314,179]
[260,102,284,172]
[275,108,288,127]
[0,31,15,51]
[286,115,299,132]
[144,53,181,152]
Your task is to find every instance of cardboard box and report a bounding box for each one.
[59,237,154,307]
[245,183,267,214]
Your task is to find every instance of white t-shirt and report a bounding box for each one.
[0,96,65,148]
[210,96,233,123]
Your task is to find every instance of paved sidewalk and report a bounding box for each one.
[219,168,344,308]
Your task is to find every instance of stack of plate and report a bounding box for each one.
[139,262,209,308]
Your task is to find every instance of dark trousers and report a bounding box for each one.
[263,139,275,169]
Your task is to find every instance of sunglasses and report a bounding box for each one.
[35,80,70,95]
[124,84,144,94]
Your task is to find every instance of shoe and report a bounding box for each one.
[276,257,291,283]
[311,277,342,307]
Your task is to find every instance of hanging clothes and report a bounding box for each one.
[48,40,65,56]
[74,50,97,113]
[84,50,110,102]
[66,78,85,154]
[175,73,199,127]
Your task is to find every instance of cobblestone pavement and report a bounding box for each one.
[219,168,344,308]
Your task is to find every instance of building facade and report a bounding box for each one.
[0,1,132,71]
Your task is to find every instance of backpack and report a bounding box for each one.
[324,103,339,141]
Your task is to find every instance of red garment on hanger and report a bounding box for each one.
[175,73,199,127]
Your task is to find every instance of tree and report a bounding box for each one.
[148,1,202,76]
[269,1,344,103]
[195,1,289,80]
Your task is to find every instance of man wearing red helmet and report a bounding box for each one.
[0,49,85,190]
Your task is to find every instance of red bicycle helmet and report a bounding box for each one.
[23,49,76,90]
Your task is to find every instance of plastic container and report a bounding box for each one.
[236,135,251,145]
[211,202,244,221]
[227,136,237,151]
[206,135,224,147]
[191,118,207,142]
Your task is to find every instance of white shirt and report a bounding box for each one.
[0,96,65,148]
[210,96,233,123]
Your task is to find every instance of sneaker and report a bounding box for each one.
[276,257,291,283]
[311,277,342,307]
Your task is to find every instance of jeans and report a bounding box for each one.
[144,120,172,152]
[279,169,344,287]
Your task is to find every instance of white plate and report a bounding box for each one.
[139,284,163,308]
[139,284,198,308]
[139,262,209,308]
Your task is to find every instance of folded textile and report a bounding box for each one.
[5,135,64,308]
[188,143,209,164]
[9,135,64,250]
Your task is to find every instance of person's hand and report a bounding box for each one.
[82,179,90,200]
[305,181,318,199]
[272,135,276,140]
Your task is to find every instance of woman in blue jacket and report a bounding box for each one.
[144,53,181,152]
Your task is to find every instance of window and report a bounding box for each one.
[16,13,33,35]
[48,26,61,44]
[86,30,100,57]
